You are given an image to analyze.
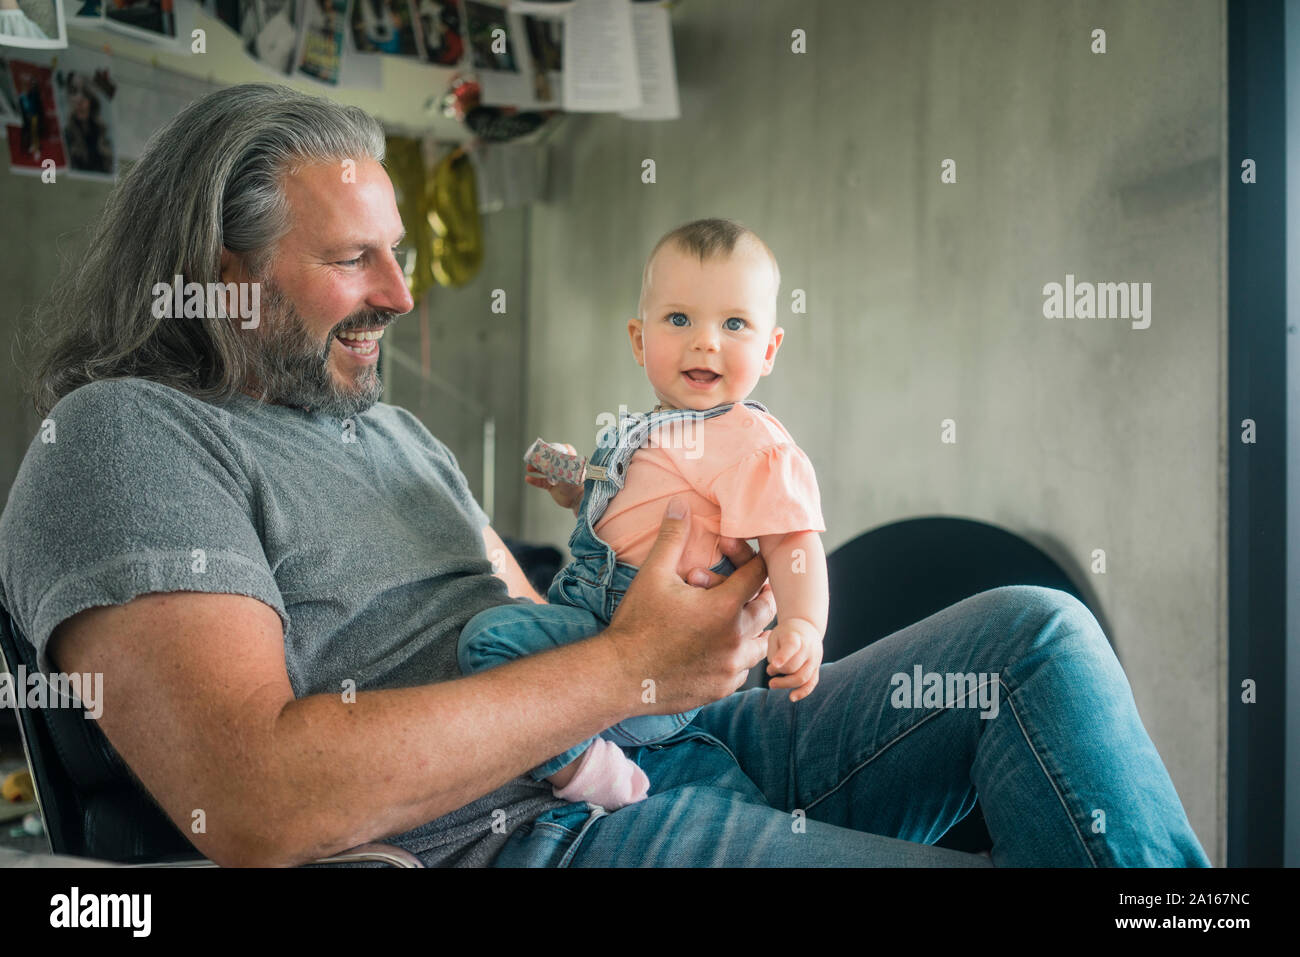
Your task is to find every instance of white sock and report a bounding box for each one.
[551,738,650,810]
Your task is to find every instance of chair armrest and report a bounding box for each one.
[123,841,425,868]
[312,842,424,868]
[0,845,123,867]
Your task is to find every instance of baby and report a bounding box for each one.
[458,218,828,810]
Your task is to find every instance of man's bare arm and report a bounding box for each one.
[50,500,774,867]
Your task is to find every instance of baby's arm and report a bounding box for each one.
[757,530,829,702]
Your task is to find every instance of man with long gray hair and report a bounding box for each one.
[0,84,1210,869]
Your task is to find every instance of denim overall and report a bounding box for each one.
[458,399,770,782]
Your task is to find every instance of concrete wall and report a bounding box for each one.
[522,0,1226,862]
[381,204,531,534]
[0,172,108,498]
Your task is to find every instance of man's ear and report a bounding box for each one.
[761,325,785,375]
[219,247,246,284]
[627,317,645,367]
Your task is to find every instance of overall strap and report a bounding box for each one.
[582,399,773,527]
[592,400,772,487]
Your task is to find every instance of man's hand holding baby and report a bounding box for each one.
[601,497,776,717]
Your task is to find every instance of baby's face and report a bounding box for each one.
[629,242,783,411]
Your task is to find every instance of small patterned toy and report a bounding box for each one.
[523,438,601,486]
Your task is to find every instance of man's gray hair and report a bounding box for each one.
[25,83,386,417]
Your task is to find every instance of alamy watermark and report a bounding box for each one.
[151,275,260,329]
[50,887,150,937]
[595,404,706,459]
[0,665,103,720]
[890,666,999,719]
[1042,274,1151,330]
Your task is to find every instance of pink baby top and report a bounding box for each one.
[592,402,825,579]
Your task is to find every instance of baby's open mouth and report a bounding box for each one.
[683,369,720,384]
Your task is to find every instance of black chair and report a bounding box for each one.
[499,534,564,597]
[822,515,1100,854]
[0,609,420,867]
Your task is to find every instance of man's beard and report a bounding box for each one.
[246,281,395,418]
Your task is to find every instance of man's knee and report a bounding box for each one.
[982,584,1111,660]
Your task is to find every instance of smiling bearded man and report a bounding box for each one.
[248,278,394,417]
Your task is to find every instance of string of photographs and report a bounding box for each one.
[1,0,676,108]
[197,0,678,113]
[0,0,677,179]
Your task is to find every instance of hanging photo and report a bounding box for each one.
[466,0,556,109]
[0,53,18,122]
[463,0,514,73]
[412,0,460,67]
[0,0,68,49]
[242,0,301,75]
[4,57,67,172]
[71,0,102,25]
[296,0,348,84]
[102,0,177,44]
[522,13,560,106]
[350,0,421,59]
[210,0,240,35]
[54,55,114,179]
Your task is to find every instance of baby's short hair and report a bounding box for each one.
[638,218,781,320]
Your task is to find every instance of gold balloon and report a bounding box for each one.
[429,147,484,288]
[385,136,437,302]
[384,136,484,299]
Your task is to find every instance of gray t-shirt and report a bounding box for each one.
[0,377,567,866]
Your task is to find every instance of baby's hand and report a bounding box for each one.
[524,443,584,511]
[766,617,824,703]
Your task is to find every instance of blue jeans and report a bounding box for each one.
[459,551,735,779]
[490,585,1212,866]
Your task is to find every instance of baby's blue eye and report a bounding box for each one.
[668,312,688,326]
[724,317,746,331]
